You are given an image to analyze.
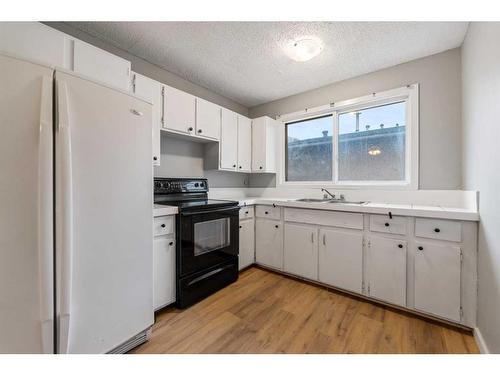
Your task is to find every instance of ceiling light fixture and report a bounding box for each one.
[284,38,324,62]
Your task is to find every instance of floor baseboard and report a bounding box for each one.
[473,327,490,354]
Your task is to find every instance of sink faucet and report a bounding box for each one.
[321,188,345,201]
[321,188,336,200]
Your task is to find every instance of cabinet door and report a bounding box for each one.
[0,22,67,68]
[319,228,363,293]
[220,108,238,170]
[237,115,252,172]
[284,224,318,280]
[414,242,461,321]
[255,219,283,270]
[196,98,220,140]
[367,236,407,307]
[132,73,162,166]
[239,219,255,270]
[73,40,131,91]
[162,85,196,134]
[153,236,176,310]
[251,118,266,172]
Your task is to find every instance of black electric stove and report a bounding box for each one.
[154,177,240,308]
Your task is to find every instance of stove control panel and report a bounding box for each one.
[154,178,208,194]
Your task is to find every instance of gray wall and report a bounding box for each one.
[155,133,249,188]
[462,22,500,353]
[249,49,463,190]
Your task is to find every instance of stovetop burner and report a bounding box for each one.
[154,177,239,212]
[155,198,238,211]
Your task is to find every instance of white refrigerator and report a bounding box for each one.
[0,54,154,353]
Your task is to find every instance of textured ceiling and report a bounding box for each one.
[66,22,468,107]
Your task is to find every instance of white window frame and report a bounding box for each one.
[277,84,419,190]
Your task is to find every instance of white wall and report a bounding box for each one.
[249,49,463,190]
[462,22,500,354]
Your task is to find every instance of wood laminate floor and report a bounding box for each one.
[131,267,479,354]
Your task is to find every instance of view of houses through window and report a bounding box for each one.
[285,101,407,183]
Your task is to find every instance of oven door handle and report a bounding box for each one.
[187,264,235,286]
[180,206,239,216]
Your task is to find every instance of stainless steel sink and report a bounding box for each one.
[294,198,369,205]
[294,198,332,203]
[328,200,368,205]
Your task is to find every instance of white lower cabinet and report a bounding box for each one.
[153,216,176,311]
[239,218,255,270]
[414,241,461,321]
[367,236,407,307]
[255,218,283,270]
[284,223,318,280]
[318,228,363,293]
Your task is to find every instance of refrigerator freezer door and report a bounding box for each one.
[0,54,54,353]
[55,71,154,353]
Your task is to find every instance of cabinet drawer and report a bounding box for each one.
[284,208,363,230]
[239,206,254,220]
[415,218,462,242]
[370,214,407,235]
[154,215,175,236]
[255,205,281,220]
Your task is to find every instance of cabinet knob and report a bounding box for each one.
[239,166,242,169]
[233,164,236,168]
[275,224,279,228]
[398,244,403,248]
[188,127,193,131]
[153,156,158,161]
[161,224,166,228]
[239,225,242,229]
[434,228,441,233]
[265,211,269,214]
[245,211,249,214]
[384,222,390,227]
[169,241,174,246]
[259,166,263,170]
[197,129,202,133]
[418,246,424,251]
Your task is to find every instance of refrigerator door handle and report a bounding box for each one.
[38,75,54,354]
[57,79,74,354]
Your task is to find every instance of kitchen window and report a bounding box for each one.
[280,85,418,189]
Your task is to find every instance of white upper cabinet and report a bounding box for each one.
[367,236,407,307]
[414,242,461,321]
[318,228,363,293]
[196,98,221,140]
[237,115,252,172]
[220,108,238,170]
[162,85,196,135]
[252,116,279,173]
[131,72,162,166]
[284,223,318,280]
[0,22,67,68]
[73,40,131,92]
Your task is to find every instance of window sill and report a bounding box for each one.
[276,181,417,191]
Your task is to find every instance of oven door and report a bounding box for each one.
[178,206,239,277]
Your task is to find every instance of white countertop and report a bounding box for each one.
[226,197,479,221]
[153,204,178,217]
